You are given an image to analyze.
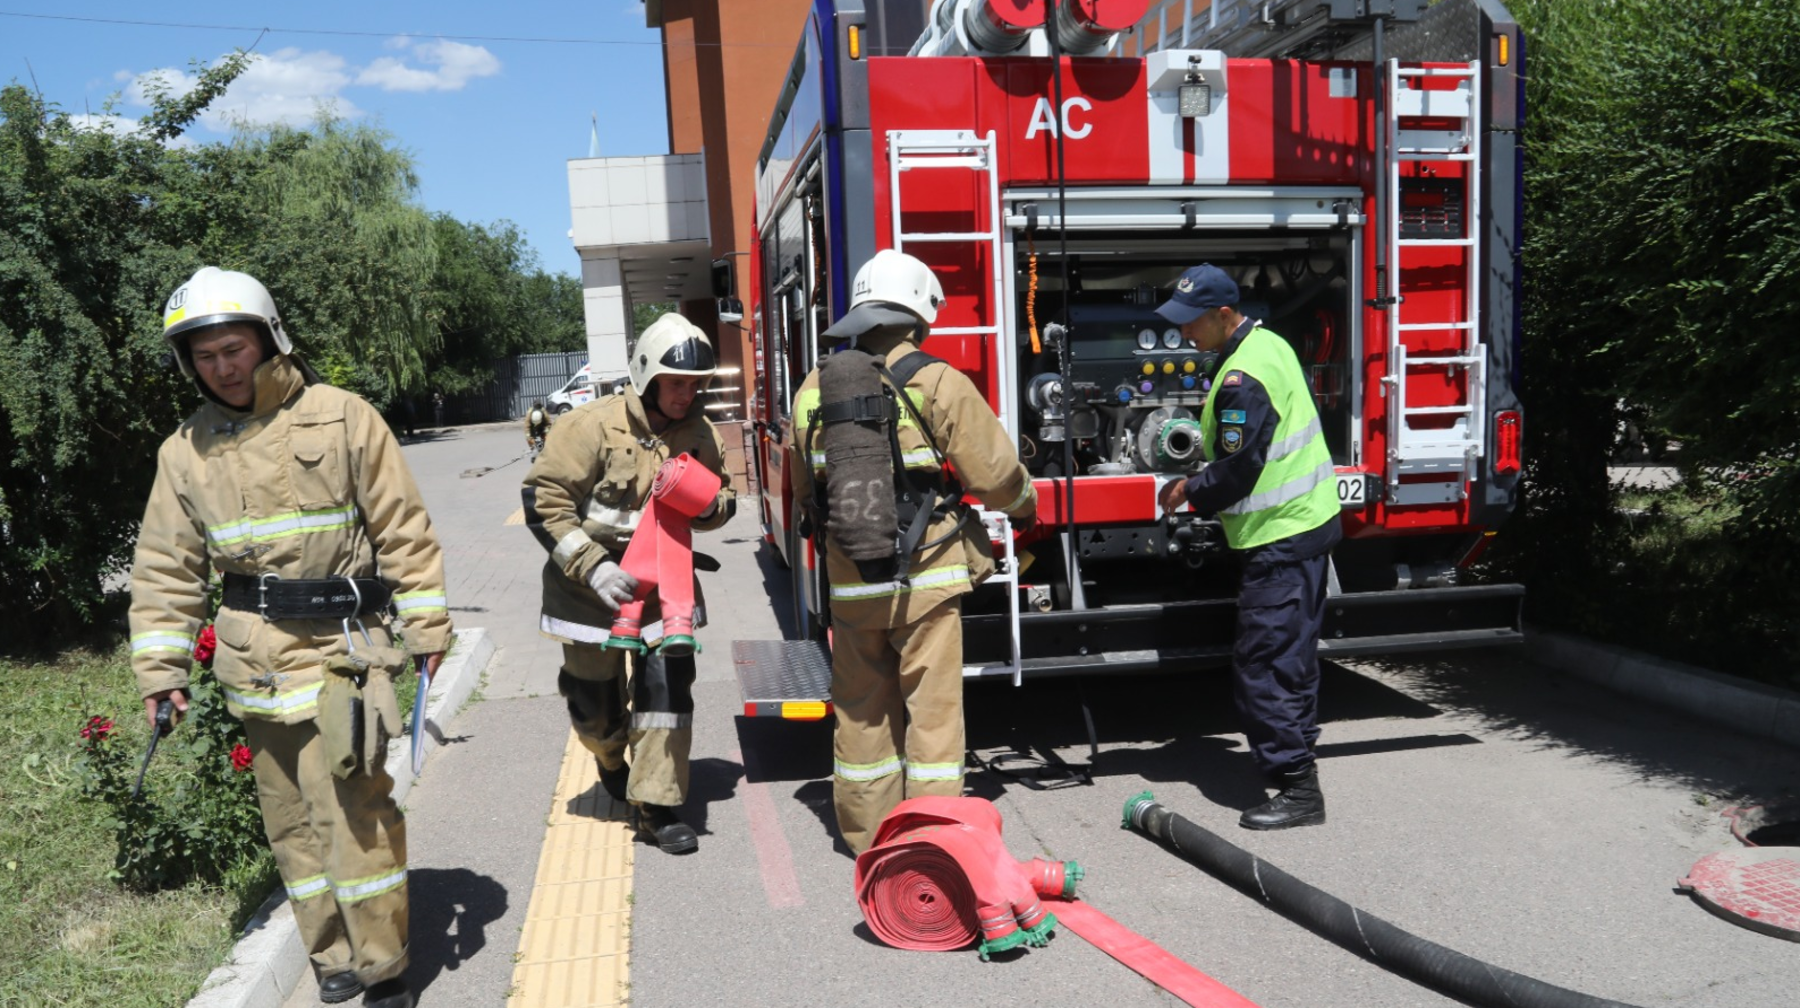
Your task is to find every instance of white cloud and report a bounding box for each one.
[117,39,498,136]
[356,39,501,93]
[68,112,138,137]
[123,49,361,132]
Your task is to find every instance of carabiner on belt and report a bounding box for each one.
[339,575,375,654]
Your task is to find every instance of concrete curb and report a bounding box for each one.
[1525,625,1800,750]
[187,627,495,1008]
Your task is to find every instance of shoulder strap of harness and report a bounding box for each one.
[877,351,969,562]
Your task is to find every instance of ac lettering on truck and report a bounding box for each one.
[1024,96,1093,140]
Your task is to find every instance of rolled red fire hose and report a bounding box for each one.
[855,797,1260,1007]
[606,453,721,655]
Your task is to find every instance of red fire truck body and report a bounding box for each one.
[736,0,1526,718]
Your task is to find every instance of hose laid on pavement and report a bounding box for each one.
[855,796,1260,1007]
[1122,792,1644,1008]
[606,453,721,656]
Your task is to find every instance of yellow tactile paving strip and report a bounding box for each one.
[505,507,525,526]
[508,731,635,1007]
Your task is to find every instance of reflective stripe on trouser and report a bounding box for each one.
[830,600,965,855]
[1232,549,1330,779]
[561,643,695,808]
[243,717,407,986]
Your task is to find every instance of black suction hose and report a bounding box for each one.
[1121,793,1644,1008]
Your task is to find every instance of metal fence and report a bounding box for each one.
[443,350,589,425]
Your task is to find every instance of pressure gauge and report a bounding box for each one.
[1162,328,1184,349]
[1137,328,1158,351]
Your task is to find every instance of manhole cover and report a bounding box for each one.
[1679,847,1800,941]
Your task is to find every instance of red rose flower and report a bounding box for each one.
[230,744,254,772]
[194,625,217,667]
[80,716,114,742]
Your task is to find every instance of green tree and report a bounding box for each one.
[1496,0,1800,675]
[0,56,250,651]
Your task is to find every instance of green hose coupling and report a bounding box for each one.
[1122,790,1157,830]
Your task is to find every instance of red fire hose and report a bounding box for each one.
[854,797,1261,1007]
[605,453,721,656]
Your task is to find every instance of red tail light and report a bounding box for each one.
[1493,411,1522,476]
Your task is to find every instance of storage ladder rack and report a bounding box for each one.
[1382,60,1484,506]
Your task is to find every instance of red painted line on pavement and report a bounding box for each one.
[732,747,805,909]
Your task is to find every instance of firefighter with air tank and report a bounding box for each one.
[131,267,450,1008]
[791,250,1037,854]
[1157,263,1342,830]
[522,313,735,855]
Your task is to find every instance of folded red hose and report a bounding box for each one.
[854,797,1260,1007]
[606,453,721,655]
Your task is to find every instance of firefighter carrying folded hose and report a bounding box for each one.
[522,313,735,854]
[791,250,1037,854]
[1156,263,1342,830]
[131,267,452,1007]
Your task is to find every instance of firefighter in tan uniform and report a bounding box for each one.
[791,251,1036,854]
[131,268,450,1008]
[522,313,735,854]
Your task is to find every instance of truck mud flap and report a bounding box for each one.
[734,638,834,719]
[962,583,1524,678]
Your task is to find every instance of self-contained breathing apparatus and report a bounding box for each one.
[807,348,968,586]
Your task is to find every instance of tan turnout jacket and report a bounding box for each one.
[129,355,452,722]
[523,389,735,644]
[790,333,1037,630]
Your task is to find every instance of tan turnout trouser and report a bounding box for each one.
[830,600,966,853]
[243,717,408,985]
[559,644,694,808]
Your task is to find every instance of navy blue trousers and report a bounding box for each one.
[1232,548,1329,780]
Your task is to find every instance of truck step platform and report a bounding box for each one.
[734,638,833,720]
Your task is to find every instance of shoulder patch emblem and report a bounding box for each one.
[1222,371,1243,386]
[1221,427,1244,453]
[1220,409,1247,424]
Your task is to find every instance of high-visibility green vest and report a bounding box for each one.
[1199,326,1338,550]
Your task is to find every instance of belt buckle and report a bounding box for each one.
[257,573,279,622]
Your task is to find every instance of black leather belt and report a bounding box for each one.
[220,572,392,621]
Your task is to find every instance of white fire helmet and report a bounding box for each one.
[162,267,290,378]
[630,312,717,398]
[849,248,943,324]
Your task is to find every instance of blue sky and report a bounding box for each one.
[0,1,678,275]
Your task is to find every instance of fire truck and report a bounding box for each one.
[735,0,1526,719]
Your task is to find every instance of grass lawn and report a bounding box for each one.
[0,648,275,1006]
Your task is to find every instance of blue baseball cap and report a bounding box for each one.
[1155,264,1239,325]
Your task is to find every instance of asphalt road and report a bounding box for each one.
[288,421,1800,1008]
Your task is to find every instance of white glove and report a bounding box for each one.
[586,560,639,610]
[697,497,719,521]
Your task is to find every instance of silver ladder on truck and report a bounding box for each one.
[1382,59,1485,506]
[887,128,1023,686]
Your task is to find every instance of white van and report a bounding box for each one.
[546,364,626,414]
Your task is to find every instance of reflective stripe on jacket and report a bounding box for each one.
[1199,327,1337,549]
[128,355,453,721]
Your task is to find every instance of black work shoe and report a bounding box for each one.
[635,803,699,854]
[363,978,413,1008]
[318,971,362,1004]
[597,760,630,803]
[1240,769,1326,830]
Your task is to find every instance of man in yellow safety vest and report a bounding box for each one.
[1157,263,1341,830]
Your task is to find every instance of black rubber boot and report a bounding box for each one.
[597,760,630,803]
[635,803,699,854]
[1240,767,1326,830]
[363,978,413,1008]
[318,971,362,1004]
